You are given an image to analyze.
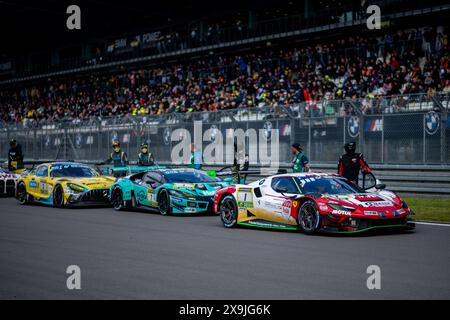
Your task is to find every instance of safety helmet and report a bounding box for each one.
[9,139,17,147]
[112,140,120,151]
[344,141,356,154]
[140,142,149,153]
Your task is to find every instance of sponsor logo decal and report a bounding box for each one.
[331,210,352,216]
[237,188,253,208]
[29,181,38,189]
[364,211,380,216]
[425,111,439,135]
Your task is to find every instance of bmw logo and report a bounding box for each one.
[163,128,171,145]
[425,111,439,135]
[347,116,360,138]
[263,121,273,141]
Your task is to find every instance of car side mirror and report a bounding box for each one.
[375,184,386,190]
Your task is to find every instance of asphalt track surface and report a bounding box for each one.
[0,197,449,300]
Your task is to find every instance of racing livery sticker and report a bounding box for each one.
[237,188,253,207]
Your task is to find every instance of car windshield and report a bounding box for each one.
[164,170,221,183]
[50,164,98,177]
[294,176,365,195]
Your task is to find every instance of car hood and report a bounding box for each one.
[323,191,401,209]
[54,176,115,189]
[170,182,230,197]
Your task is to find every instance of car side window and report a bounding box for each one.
[144,172,162,187]
[271,177,299,194]
[35,166,48,177]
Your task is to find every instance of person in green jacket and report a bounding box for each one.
[291,143,310,173]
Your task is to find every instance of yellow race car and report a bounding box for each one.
[16,162,115,207]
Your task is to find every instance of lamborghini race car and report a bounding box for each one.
[16,162,115,207]
[111,168,233,215]
[0,167,20,196]
[214,172,415,234]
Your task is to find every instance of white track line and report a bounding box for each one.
[415,221,450,227]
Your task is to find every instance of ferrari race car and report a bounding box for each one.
[0,167,20,196]
[16,162,115,207]
[214,172,415,234]
[111,168,233,215]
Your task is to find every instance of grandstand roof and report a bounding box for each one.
[0,0,395,55]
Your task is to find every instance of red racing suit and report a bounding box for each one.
[337,152,371,183]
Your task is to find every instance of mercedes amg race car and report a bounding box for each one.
[0,167,20,196]
[111,168,233,215]
[214,172,415,234]
[16,162,115,207]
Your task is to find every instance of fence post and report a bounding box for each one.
[442,109,448,164]
[423,114,426,164]
[381,115,384,164]
[343,116,346,147]
[308,118,311,160]
[33,129,37,160]
[359,114,364,155]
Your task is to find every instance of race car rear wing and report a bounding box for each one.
[211,167,286,184]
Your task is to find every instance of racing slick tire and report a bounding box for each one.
[16,181,29,205]
[219,195,238,228]
[111,187,125,211]
[157,189,172,216]
[53,184,65,208]
[297,200,321,235]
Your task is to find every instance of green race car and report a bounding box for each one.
[110,168,233,215]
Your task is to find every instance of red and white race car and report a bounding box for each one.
[0,167,20,196]
[214,172,415,234]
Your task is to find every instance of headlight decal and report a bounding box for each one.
[66,183,86,193]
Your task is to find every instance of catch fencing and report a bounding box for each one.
[0,93,449,167]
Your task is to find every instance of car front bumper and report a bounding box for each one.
[66,188,111,206]
[321,216,416,233]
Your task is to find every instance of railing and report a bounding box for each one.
[1,99,449,166]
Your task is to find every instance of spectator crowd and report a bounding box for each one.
[1,26,449,126]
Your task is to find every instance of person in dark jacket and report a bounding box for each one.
[337,141,371,184]
[105,140,128,167]
[8,139,24,171]
[137,142,155,166]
